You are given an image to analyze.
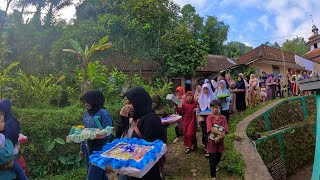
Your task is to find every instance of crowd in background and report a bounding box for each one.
[199,69,316,113]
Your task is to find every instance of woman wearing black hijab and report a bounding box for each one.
[234,76,247,112]
[80,90,113,180]
[116,87,166,180]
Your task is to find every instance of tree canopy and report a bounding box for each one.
[0,1,232,78]
[281,37,309,56]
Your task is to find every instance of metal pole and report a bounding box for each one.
[312,90,320,180]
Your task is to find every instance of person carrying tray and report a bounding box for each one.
[116,86,166,180]
[197,83,216,157]
[79,90,113,180]
[215,80,231,123]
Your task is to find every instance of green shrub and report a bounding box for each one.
[14,105,84,178]
[246,116,266,138]
[14,102,123,178]
[256,137,281,165]
[283,125,315,175]
[268,99,304,130]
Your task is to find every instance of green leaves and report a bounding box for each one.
[282,36,309,56]
[54,138,66,145]
[98,35,109,45]
[45,140,56,152]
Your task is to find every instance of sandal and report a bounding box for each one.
[211,178,217,180]
[185,148,191,154]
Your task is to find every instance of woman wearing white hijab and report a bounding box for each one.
[197,83,216,157]
[198,83,216,111]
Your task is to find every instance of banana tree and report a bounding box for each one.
[63,35,112,93]
[0,62,19,99]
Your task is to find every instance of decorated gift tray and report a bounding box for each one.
[66,125,114,143]
[90,138,167,178]
[217,94,230,99]
[196,109,212,116]
[161,114,182,124]
[209,124,224,140]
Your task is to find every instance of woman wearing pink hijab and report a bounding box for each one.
[197,83,216,157]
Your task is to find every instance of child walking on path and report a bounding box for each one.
[176,91,198,154]
[206,99,228,180]
[80,90,113,180]
[198,83,216,157]
[173,86,185,144]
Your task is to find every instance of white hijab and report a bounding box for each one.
[198,83,216,111]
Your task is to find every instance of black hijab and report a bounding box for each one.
[236,76,245,89]
[80,90,105,115]
[124,86,153,120]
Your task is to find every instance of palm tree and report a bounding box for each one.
[63,35,112,93]
[0,0,14,38]
[44,0,73,27]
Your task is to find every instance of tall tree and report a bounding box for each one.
[203,16,229,55]
[224,41,253,58]
[44,0,73,27]
[282,37,309,56]
[0,0,14,38]
[160,23,208,78]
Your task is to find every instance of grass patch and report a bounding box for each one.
[221,100,277,178]
[39,168,87,180]
[167,125,176,144]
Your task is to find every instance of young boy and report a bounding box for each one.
[206,100,228,180]
[0,112,16,179]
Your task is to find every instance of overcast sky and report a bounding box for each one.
[1,0,319,47]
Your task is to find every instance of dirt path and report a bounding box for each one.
[162,128,240,180]
[287,165,313,180]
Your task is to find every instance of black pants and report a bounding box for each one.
[221,110,230,124]
[200,121,208,148]
[175,125,183,138]
[209,152,222,178]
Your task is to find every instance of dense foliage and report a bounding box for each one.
[0,0,232,78]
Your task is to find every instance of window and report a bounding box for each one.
[185,79,192,92]
[273,66,280,77]
[314,43,318,49]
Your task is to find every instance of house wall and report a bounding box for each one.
[309,41,320,51]
[249,63,273,75]
[249,60,306,76]
[250,63,290,76]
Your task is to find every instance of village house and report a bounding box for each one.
[102,55,236,92]
[236,44,306,77]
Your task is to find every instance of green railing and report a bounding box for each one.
[255,123,316,161]
[253,95,314,132]
[251,95,316,179]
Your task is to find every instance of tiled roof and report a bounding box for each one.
[304,48,320,60]
[307,34,320,44]
[312,57,320,64]
[237,45,295,65]
[101,55,235,73]
[196,55,235,72]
